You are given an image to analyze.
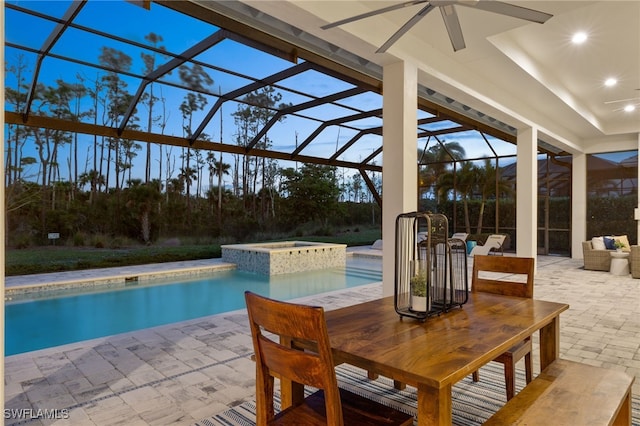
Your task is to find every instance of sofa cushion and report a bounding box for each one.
[613,235,631,252]
[603,236,616,250]
[591,236,606,250]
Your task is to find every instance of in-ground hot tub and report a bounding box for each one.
[221,241,347,275]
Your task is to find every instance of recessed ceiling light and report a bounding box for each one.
[572,32,587,44]
[624,105,636,112]
[604,78,617,87]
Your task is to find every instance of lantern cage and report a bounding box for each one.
[394,212,468,320]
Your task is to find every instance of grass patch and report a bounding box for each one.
[5,245,220,276]
[5,228,381,276]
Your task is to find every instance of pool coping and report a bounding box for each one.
[4,259,237,297]
[4,248,382,298]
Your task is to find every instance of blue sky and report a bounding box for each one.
[4,0,572,193]
[5,1,387,186]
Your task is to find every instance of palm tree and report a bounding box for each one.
[78,170,105,205]
[178,165,197,225]
[437,161,477,234]
[418,140,466,202]
[474,159,511,234]
[125,180,162,243]
[211,155,230,223]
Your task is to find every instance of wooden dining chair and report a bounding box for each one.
[471,255,535,400]
[244,291,413,426]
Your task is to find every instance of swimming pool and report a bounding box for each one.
[5,258,382,356]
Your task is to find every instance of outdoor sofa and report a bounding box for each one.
[582,237,640,278]
[582,240,613,272]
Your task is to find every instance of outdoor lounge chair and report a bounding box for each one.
[451,232,468,241]
[469,234,506,256]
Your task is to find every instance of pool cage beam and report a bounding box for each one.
[22,0,87,122]
[118,30,232,136]
[5,0,566,208]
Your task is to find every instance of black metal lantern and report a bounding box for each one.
[394,212,468,320]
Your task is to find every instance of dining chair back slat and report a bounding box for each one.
[471,255,534,298]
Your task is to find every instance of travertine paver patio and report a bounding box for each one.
[4,252,640,425]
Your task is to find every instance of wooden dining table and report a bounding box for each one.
[283,292,569,426]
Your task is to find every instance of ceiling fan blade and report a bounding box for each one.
[377,4,436,53]
[439,5,466,51]
[321,0,428,30]
[465,0,553,24]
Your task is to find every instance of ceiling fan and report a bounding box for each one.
[321,0,553,53]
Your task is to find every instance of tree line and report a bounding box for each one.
[4,35,381,247]
[5,33,517,249]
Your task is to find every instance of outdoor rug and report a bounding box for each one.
[195,362,640,425]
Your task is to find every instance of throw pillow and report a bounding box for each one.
[613,235,631,252]
[603,237,616,250]
[591,236,606,250]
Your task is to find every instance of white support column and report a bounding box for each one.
[572,153,587,258]
[516,127,537,261]
[382,61,418,297]
[636,133,640,244]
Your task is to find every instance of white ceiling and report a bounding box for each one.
[243,0,640,155]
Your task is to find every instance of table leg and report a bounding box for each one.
[279,380,304,410]
[280,336,305,409]
[417,383,451,426]
[612,388,632,426]
[539,315,560,370]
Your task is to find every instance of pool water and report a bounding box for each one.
[5,258,382,356]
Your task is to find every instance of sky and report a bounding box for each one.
[7,0,632,195]
[5,0,388,190]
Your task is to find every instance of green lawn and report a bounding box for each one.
[5,228,381,276]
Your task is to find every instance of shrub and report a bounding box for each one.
[72,232,87,247]
[92,234,107,248]
[13,235,32,249]
[109,237,124,249]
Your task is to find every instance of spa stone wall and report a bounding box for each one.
[221,242,346,275]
